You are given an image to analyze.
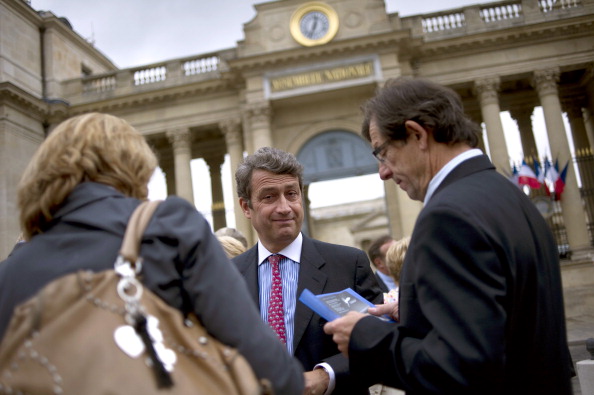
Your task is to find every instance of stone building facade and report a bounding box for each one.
[2,0,593,261]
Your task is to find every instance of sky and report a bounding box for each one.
[29,0,558,227]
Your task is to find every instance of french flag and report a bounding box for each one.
[534,158,544,184]
[517,160,541,189]
[544,158,557,196]
[555,159,569,200]
[509,163,520,186]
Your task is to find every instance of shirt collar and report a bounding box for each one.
[376,270,396,290]
[423,148,482,206]
[257,232,302,265]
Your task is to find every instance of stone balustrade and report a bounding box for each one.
[58,0,592,104]
[60,50,232,104]
[401,0,590,38]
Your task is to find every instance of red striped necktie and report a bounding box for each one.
[267,254,286,344]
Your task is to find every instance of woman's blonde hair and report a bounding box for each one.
[385,236,411,284]
[217,235,247,259]
[18,112,158,240]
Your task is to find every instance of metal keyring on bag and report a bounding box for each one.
[114,255,143,277]
[117,276,143,304]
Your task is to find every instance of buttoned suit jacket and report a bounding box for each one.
[233,235,383,395]
[348,155,573,395]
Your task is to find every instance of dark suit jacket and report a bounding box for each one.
[349,155,573,395]
[374,272,390,293]
[233,235,383,394]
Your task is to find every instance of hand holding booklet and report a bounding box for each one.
[299,288,393,322]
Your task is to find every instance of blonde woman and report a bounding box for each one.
[0,113,303,394]
[385,236,411,291]
[217,235,247,258]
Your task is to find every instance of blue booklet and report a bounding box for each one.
[299,288,378,322]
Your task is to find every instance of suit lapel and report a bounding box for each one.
[232,246,260,308]
[293,236,328,351]
[433,154,494,198]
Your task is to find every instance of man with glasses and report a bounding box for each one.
[324,77,573,394]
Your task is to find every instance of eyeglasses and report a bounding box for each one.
[372,140,391,163]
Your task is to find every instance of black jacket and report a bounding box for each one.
[349,155,573,395]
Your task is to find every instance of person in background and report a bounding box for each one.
[215,226,248,250]
[0,113,304,395]
[367,235,396,293]
[382,236,411,304]
[217,234,247,258]
[232,146,383,395]
[324,77,573,394]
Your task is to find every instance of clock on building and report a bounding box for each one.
[290,2,339,47]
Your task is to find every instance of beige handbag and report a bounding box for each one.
[0,200,272,395]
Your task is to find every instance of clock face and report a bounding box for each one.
[300,11,330,40]
[290,2,339,47]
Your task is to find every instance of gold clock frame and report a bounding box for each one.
[290,2,339,47]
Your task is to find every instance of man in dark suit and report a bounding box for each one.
[324,77,573,394]
[367,235,396,293]
[232,147,383,395]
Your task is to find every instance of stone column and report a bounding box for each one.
[509,106,538,158]
[474,77,511,175]
[303,184,314,238]
[584,65,594,151]
[160,156,176,196]
[468,111,488,153]
[564,101,591,152]
[397,186,422,238]
[220,118,253,245]
[583,107,594,152]
[383,181,403,239]
[564,102,594,225]
[203,153,227,231]
[244,101,272,154]
[166,128,194,205]
[533,68,590,252]
[383,181,422,239]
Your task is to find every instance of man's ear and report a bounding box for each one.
[239,198,252,219]
[404,120,429,149]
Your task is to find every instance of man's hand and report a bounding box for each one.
[323,311,366,357]
[368,301,399,321]
[303,368,329,395]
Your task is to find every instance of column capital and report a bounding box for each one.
[203,153,225,170]
[219,117,242,147]
[581,62,594,85]
[561,94,587,115]
[532,67,560,96]
[473,76,501,104]
[244,101,272,124]
[563,101,584,119]
[508,106,534,121]
[166,128,191,149]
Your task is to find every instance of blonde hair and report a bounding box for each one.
[217,235,247,258]
[18,113,158,240]
[385,236,411,283]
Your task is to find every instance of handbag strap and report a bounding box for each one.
[120,200,162,263]
[116,199,174,388]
